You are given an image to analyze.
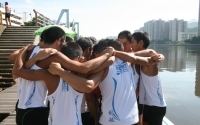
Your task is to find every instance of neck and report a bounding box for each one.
[40,44,55,49]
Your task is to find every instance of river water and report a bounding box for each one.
[150,45,200,125]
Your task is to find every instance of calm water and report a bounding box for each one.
[150,45,200,125]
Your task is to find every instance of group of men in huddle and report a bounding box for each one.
[9,26,166,125]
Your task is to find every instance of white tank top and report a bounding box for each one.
[132,65,139,90]
[139,70,166,107]
[99,58,138,125]
[81,96,89,113]
[48,78,83,125]
[17,46,48,109]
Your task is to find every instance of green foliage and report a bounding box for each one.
[184,36,200,44]
[24,17,35,26]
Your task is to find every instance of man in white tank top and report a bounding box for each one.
[76,37,98,125]
[114,32,166,125]
[118,30,143,125]
[12,27,113,125]
[13,42,112,125]
[47,39,162,125]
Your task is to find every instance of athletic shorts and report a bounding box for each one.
[5,13,10,18]
[143,105,166,125]
[16,107,49,125]
[81,112,95,125]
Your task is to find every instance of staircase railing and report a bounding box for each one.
[33,9,56,27]
[0,11,2,25]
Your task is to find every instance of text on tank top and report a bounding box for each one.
[17,46,48,109]
[48,78,83,125]
[99,58,138,125]
[139,68,166,107]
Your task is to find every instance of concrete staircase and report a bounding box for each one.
[0,26,40,88]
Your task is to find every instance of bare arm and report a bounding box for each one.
[12,46,59,94]
[48,62,104,93]
[9,45,36,63]
[12,46,44,81]
[37,48,113,74]
[134,49,157,57]
[85,93,99,125]
[9,49,21,63]
[115,50,157,66]
[134,49,165,62]
[88,56,115,74]
[24,48,57,68]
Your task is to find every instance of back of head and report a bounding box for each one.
[66,36,74,43]
[40,29,47,42]
[43,26,65,45]
[5,2,8,5]
[96,39,109,54]
[89,36,97,44]
[91,44,99,59]
[97,39,123,54]
[60,42,82,60]
[132,31,150,48]
[108,39,124,51]
[118,30,132,42]
[92,44,99,54]
[76,37,93,52]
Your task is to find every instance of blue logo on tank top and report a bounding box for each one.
[32,53,37,57]
[115,61,128,75]
[62,79,69,92]
[19,89,21,96]
[52,96,55,105]
[74,95,80,125]
[157,81,164,105]
[25,81,36,106]
[144,85,147,101]
[108,78,120,122]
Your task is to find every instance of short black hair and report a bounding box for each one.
[132,31,150,48]
[108,39,123,51]
[60,42,82,60]
[43,26,65,45]
[40,29,47,42]
[97,39,123,53]
[92,44,99,54]
[76,37,93,52]
[89,36,97,44]
[118,30,132,42]
[66,36,74,43]
[91,44,99,59]
[5,2,8,5]
[96,39,109,54]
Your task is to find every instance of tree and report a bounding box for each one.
[24,17,35,26]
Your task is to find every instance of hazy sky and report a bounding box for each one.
[6,0,199,39]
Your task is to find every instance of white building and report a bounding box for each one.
[0,3,24,26]
[138,18,188,41]
[178,32,198,41]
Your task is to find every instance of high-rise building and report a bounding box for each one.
[163,22,169,40]
[136,18,187,41]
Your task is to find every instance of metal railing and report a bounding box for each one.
[0,11,2,25]
[33,9,56,27]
